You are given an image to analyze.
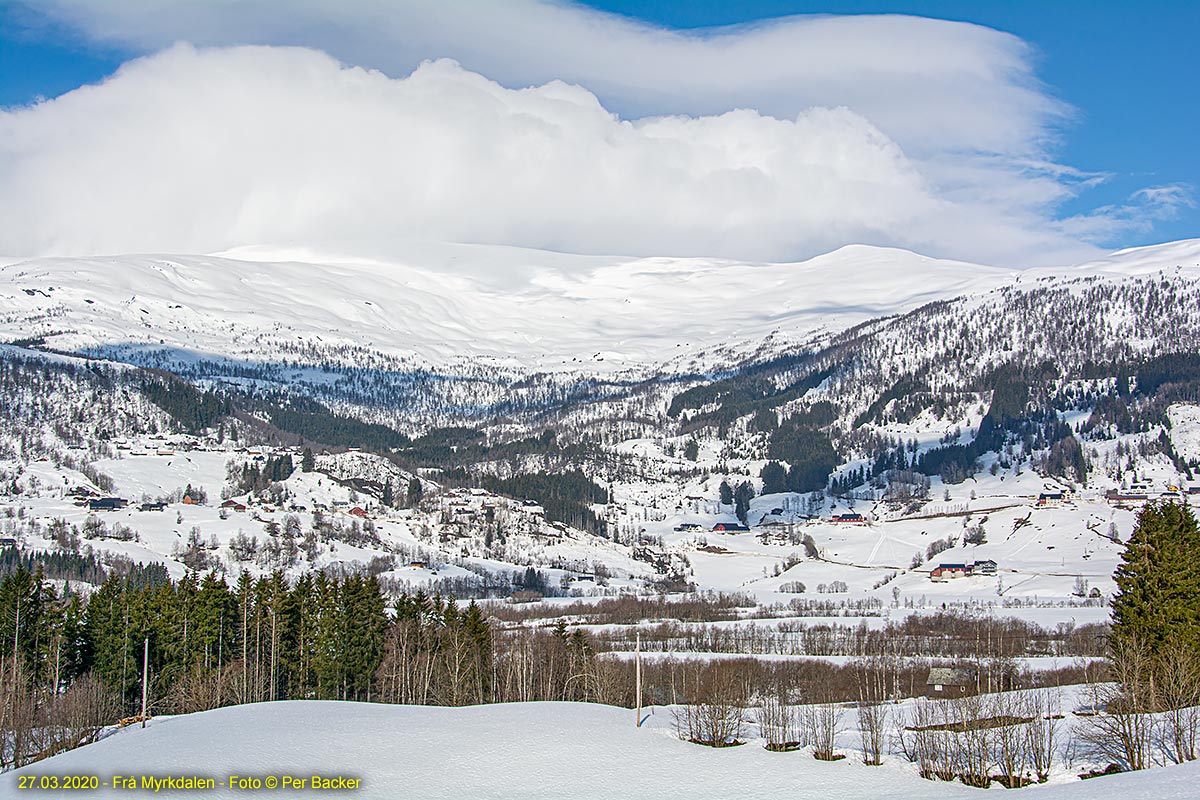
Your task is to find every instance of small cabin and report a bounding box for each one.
[221,500,247,512]
[408,560,429,569]
[972,559,997,575]
[711,522,750,532]
[927,667,977,696]
[138,502,167,512]
[1036,492,1064,507]
[181,494,201,506]
[348,507,368,519]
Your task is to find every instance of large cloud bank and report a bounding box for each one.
[1,1,1186,265]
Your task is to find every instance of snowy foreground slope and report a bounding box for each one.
[6,701,1196,800]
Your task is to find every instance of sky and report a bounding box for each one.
[0,0,1195,269]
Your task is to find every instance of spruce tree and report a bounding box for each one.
[1111,502,1200,658]
[760,462,787,495]
[406,477,423,508]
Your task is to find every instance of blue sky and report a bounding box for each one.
[0,1,1195,264]
[586,0,1200,244]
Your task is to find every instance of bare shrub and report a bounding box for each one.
[0,664,36,769]
[899,699,937,778]
[167,663,225,714]
[49,673,123,750]
[857,701,888,765]
[951,695,993,787]
[672,662,748,747]
[228,530,259,562]
[808,703,845,760]
[758,692,801,750]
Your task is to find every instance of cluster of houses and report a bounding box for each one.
[1105,484,1199,506]
[435,488,565,542]
[930,559,998,582]
[678,509,866,535]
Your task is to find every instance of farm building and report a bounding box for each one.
[89,497,128,512]
[926,667,977,695]
[930,563,970,581]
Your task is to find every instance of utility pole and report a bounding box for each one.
[141,638,149,728]
[270,607,277,702]
[217,611,224,708]
[635,630,642,728]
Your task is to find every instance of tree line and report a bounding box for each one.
[0,564,624,769]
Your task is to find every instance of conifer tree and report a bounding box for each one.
[1111,502,1200,658]
[406,477,423,508]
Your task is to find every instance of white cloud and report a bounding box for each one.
[4,2,1176,267]
[0,44,1111,266]
[1058,184,1197,241]
[24,0,1064,160]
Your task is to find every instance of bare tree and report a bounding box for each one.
[991,692,1031,788]
[856,655,891,765]
[1079,636,1156,771]
[1156,644,1200,764]
[1025,689,1062,783]
[952,694,993,787]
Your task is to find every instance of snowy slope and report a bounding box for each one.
[0,242,1023,376]
[4,239,1198,378]
[5,700,1197,799]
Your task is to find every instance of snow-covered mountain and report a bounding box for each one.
[4,240,1196,377]
[4,238,1198,429]
[0,242,1025,378]
[2,238,1200,609]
